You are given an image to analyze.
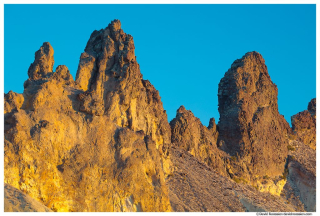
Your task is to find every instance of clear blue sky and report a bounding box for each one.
[4,4,316,126]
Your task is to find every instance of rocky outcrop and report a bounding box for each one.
[4,183,52,212]
[170,106,226,176]
[4,20,171,212]
[291,98,316,150]
[217,52,291,181]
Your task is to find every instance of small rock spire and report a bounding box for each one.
[28,42,54,80]
[208,118,216,130]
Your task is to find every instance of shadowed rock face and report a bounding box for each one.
[217,52,291,179]
[4,20,171,212]
[170,106,226,176]
[291,98,316,150]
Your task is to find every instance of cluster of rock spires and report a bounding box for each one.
[4,20,316,212]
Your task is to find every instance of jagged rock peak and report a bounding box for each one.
[177,105,187,114]
[74,19,172,171]
[75,19,136,92]
[218,51,290,180]
[109,19,122,32]
[28,42,54,80]
[170,106,226,176]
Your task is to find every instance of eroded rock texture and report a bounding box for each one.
[4,20,171,212]
[170,105,226,176]
[291,98,316,150]
[217,52,291,180]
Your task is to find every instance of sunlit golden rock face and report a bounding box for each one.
[4,19,171,212]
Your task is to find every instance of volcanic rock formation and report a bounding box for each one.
[217,52,291,181]
[4,20,171,212]
[291,98,316,150]
[4,20,316,213]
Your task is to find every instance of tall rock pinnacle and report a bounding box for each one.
[218,52,291,179]
[75,19,171,159]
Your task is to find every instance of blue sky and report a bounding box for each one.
[4,4,316,126]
